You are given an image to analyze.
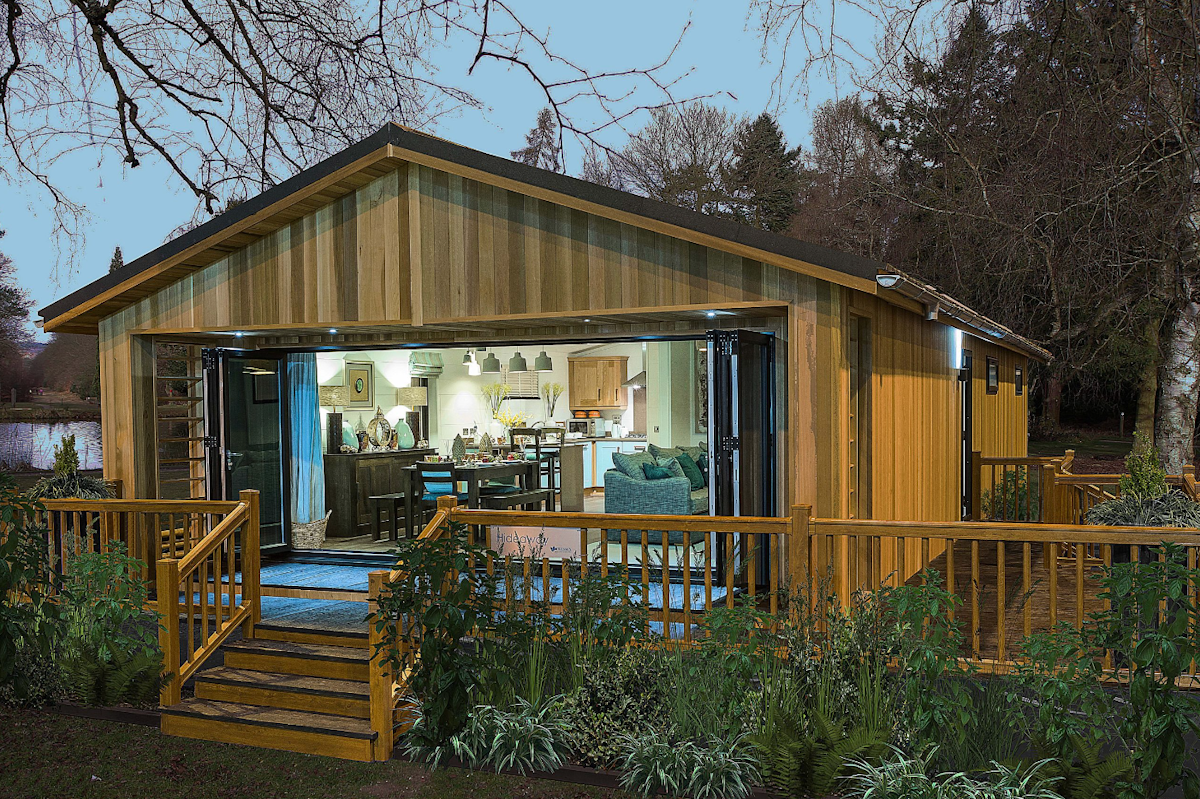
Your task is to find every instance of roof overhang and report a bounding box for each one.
[40,124,882,335]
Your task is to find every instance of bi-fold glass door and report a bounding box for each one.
[204,349,289,550]
[706,329,777,586]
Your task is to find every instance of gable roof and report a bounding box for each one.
[37,123,1048,362]
[39,123,885,334]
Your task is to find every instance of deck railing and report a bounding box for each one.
[37,494,246,591]
[157,489,260,706]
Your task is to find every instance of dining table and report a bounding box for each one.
[402,459,539,538]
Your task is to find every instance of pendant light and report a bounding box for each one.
[480,350,502,373]
[508,351,528,373]
[533,350,553,372]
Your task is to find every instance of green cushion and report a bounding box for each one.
[681,444,706,463]
[656,456,686,480]
[642,462,674,480]
[648,443,683,460]
[613,450,657,481]
[675,451,705,491]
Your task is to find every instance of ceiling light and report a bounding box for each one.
[480,351,502,373]
[467,351,482,376]
[328,328,338,334]
[233,331,244,338]
[509,351,528,373]
[533,350,553,372]
[705,311,717,318]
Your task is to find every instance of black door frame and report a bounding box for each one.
[959,349,974,520]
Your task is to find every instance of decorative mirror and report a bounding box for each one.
[367,406,392,447]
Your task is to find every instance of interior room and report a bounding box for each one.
[293,339,712,555]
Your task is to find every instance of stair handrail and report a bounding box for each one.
[157,489,260,707]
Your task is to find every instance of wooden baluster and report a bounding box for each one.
[946,539,956,623]
[200,556,209,648]
[228,527,237,613]
[619,530,630,607]
[1049,541,1058,626]
[560,554,568,610]
[1076,547,1086,629]
[579,528,588,579]
[642,536,650,636]
[726,532,735,609]
[748,534,757,602]
[600,535,608,579]
[1023,542,1032,638]
[1103,544,1113,671]
[542,557,551,609]
[921,537,931,581]
[185,563,196,661]
[212,536,223,627]
[157,558,182,706]
[504,555,513,614]
[971,540,981,659]
[682,532,692,644]
[997,541,1006,662]
[661,533,671,641]
[367,570,394,761]
[704,532,713,615]
[769,532,780,630]
[524,556,532,612]
[1189,546,1198,677]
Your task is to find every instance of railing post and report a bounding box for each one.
[239,489,261,635]
[789,505,811,621]
[1185,465,1197,501]
[970,450,983,520]
[368,569,395,761]
[1040,464,1056,524]
[157,557,182,707]
[437,494,459,540]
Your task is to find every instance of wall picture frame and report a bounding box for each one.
[346,361,374,409]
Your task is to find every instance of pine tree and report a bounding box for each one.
[108,246,124,273]
[511,107,562,173]
[727,113,803,232]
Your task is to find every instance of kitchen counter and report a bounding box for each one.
[565,436,649,443]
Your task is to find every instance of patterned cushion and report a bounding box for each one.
[648,443,684,460]
[642,462,674,480]
[681,444,707,463]
[675,451,705,491]
[656,456,686,480]
[613,450,657,481]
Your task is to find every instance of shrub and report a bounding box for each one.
[1119,433,1169,501]
[618,730,758,799]
[846,752,1065,799]
[1086,491,1200,528]
[58,542,164,706]
[0,643,61,708]
[749,703,889,796]
[981,468,1041,521]
[28,436,110,500]
[557,646,670,768]
[409,699,569,775]
[0,475,61,703]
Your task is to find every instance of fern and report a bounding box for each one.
[61,645,165,707]
[750,706,888,796]
[1034,735,1132,799]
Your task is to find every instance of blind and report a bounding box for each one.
[503,367,539,399]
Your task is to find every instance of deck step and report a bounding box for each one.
[193,666,370,718]
[161,699,377,761]
[222,639,370,681]
[253,623,370,649]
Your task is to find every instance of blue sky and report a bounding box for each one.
[2,1,876,339]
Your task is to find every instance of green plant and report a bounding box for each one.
[618,730,758,799]
[981,468,1041,521]
[1085,491,1200,528]
[376,523,517,747]
[558,559,649,690]
[1034,736,1133,799]
[410,699,569,775]
[749,703,889,796]
[28,437,110,501]
[0,641,61,708]
[885,570,977,753]
[557,646,670,768]
[1091,545,1200,799]
[1119,433,1169,501]
[58,542,165,706]
[846,751,1065,799]
[0,475,61,703]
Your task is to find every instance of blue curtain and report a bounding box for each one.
[287,353,325,524]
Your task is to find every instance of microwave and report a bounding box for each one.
[567,419,593,436]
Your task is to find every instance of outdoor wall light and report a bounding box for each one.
[876,274,903,289]
[480,351,502,373]
[509,351,529,373]
[533,350,553,372]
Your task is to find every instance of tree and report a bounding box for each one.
[727,113,803,232]
[0,231,32,399]
[612,102,741,215]
[511,107,562,172]
[794,97,892,259]
[108,247,123,274]
[0,1,691,268]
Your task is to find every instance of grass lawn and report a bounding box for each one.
[0,706,619,799]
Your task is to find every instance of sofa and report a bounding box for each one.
[603,445,708,546]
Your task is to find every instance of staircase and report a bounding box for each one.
[161,625,382,761]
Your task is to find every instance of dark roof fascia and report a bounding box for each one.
[40,123,884,325]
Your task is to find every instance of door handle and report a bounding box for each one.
[225,451,243,470]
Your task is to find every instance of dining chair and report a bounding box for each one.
[412,462,469,530]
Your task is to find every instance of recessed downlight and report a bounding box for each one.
[328,328,338,334]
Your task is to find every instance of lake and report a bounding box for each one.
[0,421,103,471]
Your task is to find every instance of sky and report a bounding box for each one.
[1,1,878,340]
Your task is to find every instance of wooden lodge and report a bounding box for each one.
[36,124,1077,761]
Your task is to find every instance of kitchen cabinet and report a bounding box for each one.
[585,438,648,488]
[581,442,593,488]
[568,357,629,410]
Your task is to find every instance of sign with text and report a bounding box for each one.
[493,525,582,560]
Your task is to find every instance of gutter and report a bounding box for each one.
[876,271,1052,362]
